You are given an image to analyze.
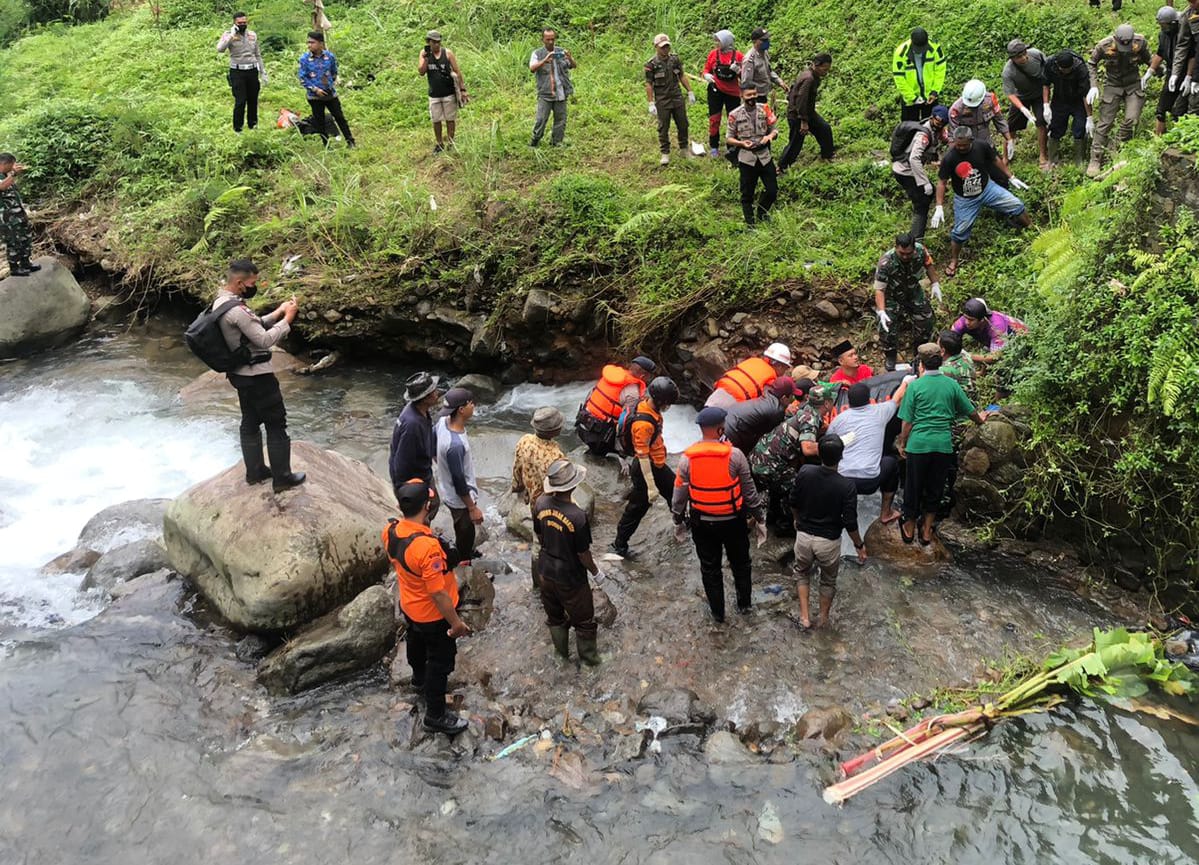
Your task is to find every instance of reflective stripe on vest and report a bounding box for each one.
[682,441,744,516]
[714,357,776,402]
[585,365,643,422]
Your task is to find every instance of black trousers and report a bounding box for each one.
[614,460,675,549]
[448,505,477,560]
[692,513,752,618]
[707,86,740,148]
[405,616,457,718]
[892,171,933,241]
[228,372,290,481]
[900,102,934,122]
[737,160,778,224]
[308,97,355,146]
[540,577,597,639]
[228,68,260,131]
[1048,101,1088,140]
[777,111,834,170]
[902,451,955,521]
[850,455,900,495]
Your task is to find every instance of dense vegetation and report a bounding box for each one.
[1,0,1196,581]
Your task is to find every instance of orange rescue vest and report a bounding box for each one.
[585,365,644,422]
[714,357,776,402]
[682,441,744,516]
[383,518,458,623]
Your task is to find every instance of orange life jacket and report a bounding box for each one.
[584,365,644,422]
[383,518,458,623]
[714,357,776,402]
[681,441,744,516]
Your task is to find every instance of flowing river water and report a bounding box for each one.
[1,321,1197,863]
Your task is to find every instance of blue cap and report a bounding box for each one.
[931,105,950,122]
[696,406,728,428]
[631,356,656,372]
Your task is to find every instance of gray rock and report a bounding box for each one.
[610,732,648,762]
[592,584,617,627]
[793,706,854,742]
[164,442,396,633]
[82,538,171,590]
[961,447,991,477]
[108,568,173,599]
[0,257,91,358]
[522,289,553,326]
[40,547,101,576]
[976,418,1019,463]
[76,498,169,552]
[256,585,397,695]
[636,687,715,727]
[454,373,501,404]
[574,481,597,522]
[503,493,534,542]
[863,518,951,567]
[813,300,841,321]
[954,477,1006,517]
[691,340,732,391]
[703,730,756,765]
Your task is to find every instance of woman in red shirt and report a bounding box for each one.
[703,29,744,156]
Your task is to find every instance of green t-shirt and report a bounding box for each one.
[897,371,975,454]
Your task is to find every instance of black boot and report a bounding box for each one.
[20,259,40,273]
[423,711,469,735]
[8,263,30,276]
[267,433,306,492]
[884,350,898,372]
[240,432,270,485]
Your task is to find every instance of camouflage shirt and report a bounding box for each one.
[942,351,976,399]
[750,400,823,481]
[874,243,932,305]
[0,172,23,211]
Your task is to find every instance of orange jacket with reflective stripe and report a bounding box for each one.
[584,365,644,422]
[681,441,744,516]
[714,357,776,402]
[383,518,459,623]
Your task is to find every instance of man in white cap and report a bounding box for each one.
[534,459,602,664]
[418,29,468,154]
[389,371,442,508]
[645,33,695,165]
[1087,24,1152,177]
[706,342,793,409]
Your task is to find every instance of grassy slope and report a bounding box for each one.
[0,0,1163,344]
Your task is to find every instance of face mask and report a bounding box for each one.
[236,23,247,33]
[759,39,771,52]
[242,282,258,299]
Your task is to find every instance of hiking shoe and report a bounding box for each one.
[1086,159,1101,178]
[608,542,634,559]
[272,471,307,493]
[659,153,670,166]
[423,711,469,736]
[433,144,444,154]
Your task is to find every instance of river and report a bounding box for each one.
[1,322,1197,864]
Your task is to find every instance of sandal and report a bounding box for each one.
[899,521,915,544]
[944,260,959,278]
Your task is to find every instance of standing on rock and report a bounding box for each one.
[0,153,37,277]
[384,479,472,736]
[706,342,792,409]
[723,376,796,454]
[790,434,866,630]
[433,387,482,570]
[750,380,825,532]
[873,233,940,371]
[512,406,567,587]
[389,371,441,512]
[611,376,678,559]
[644,33,694,166]
[534,460,602,664]
[673,407,766,623]
[419,29,468,155]
[214,258,306,493]
[575,356,655,455]
[828,340,874,386]
[826,379,913,525]
[216,11,267,133]
[896,346,989,546]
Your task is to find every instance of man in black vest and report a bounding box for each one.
[418,29,468,154]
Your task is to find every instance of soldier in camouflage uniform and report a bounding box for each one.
[938,329,976,401]
[0,154,37,277]
[873,232,941,371]
[750,383,828,531]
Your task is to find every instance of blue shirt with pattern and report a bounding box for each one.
[298,50,338,98]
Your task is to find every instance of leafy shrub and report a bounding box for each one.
[16,99,112,198]
[26,0,105,24]
[0,0,28,46]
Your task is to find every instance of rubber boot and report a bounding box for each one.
[267,434,306,492]
[1047,137,1059,166]
[240,432,271,485]
[1086,154,1102,178]
[884,350,897,372]
[21,259,41,273]
[577,636,601,666]
[548,625,570,659]
[1073,138,1088,168]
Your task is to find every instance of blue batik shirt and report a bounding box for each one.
[298,50,338,98]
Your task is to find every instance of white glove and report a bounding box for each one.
[876,309,892,332]
[1085,86,1099,106]
[1086,116,1095,136]
[688,91,696,105]
[703,73,715,84]
[648,103,657,116]
[261,71,270,85]
[592,568,607,581]
[1009,176,1029,190]
[902,374,917,385]
[922,182,933,196]
[930,281,943,302]
[1169,74,1179,92]
[1021,107,1036,124]
[1005,139,1016,161]
[930,204,944,229]
[1182,75,1193,93]
[1190,80,1199,96]
[1042,104,1052,125]
[754,521,768,548]
[1141,70,1154,90]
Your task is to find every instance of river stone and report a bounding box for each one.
[961,447,991,477]
[690,339,731,391]
[40,547,101,576]
[454,373,501,404]
[793,706,854,742]
[256,585,397,695]
[522,289,552,326]
[592,584,617,627]
[813,300,841,321]
[82,538,171,590]
[703,730,756,765]
[863,519,951,567]
[76,497,169,552]
[109,568,173,600]
[178,349,306,405]
[163,442,395,632]
[503,494,534,542]
[954,478,1006,517]
[976,418,1019,463]
[0,257,91,358]
[636,688,715,727]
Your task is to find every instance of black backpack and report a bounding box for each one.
[889,120,927,162]
[616,405,661,457]
[184,299,252,372]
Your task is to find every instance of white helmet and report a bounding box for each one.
[962,79,987,108]
[764,342,793,365]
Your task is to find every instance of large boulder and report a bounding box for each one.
[0,257,90,358]
[256,584,396,694]
[82,538,171,591]
[453,373,501,404]
[163,442,396,633]
[76,498,169,551]
[863,518,952,567]
[178,349,306,405]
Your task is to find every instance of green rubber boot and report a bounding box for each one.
[549,626,570,659]
[577,636,601,667]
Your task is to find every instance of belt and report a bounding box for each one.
[232,63,257,70]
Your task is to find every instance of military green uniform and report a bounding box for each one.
[0,172,32,271]
[942,351,977,401]
[645,52,689,154]
[750,390,825,530]
[1088,33,1151,168]
[874,244,934,363]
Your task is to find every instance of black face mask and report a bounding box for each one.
[236,23,247,33]
[242,283,258,299]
